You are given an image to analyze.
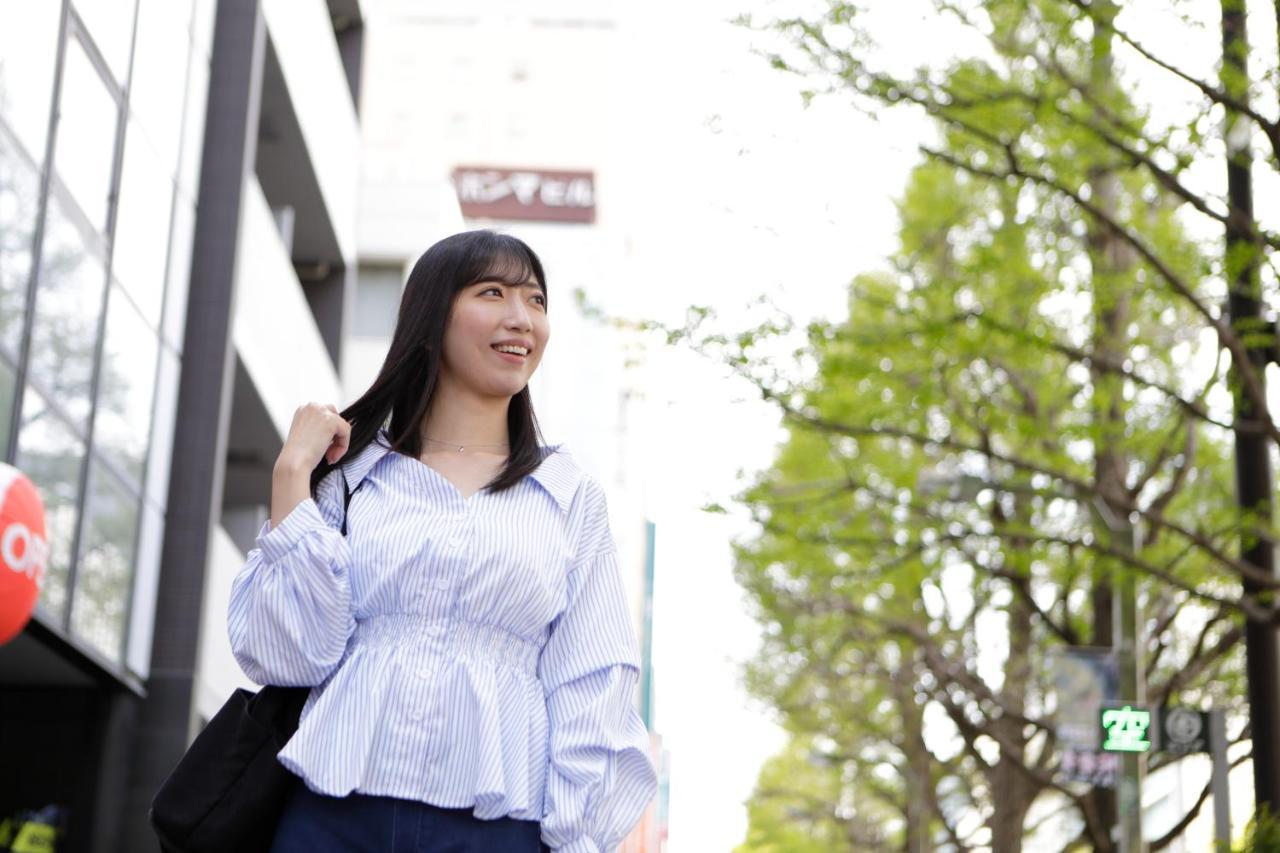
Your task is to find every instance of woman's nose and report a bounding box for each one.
[505,297,533,330]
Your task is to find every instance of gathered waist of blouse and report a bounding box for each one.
[351,613,543,677]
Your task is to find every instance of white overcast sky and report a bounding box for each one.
[613,2,932,849]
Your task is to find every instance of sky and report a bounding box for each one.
[608,3,933,849]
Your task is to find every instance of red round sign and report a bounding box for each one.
[0,463,49,646]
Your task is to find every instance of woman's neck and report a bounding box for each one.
[421,381,510,448]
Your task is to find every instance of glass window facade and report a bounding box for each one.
[0,5,62,171]
[128,0,192,178]
[27,193,108,432]
[52,36,119,233]
[1,0,203,680]
[0,128,40,361]
[94,283,160,486]
[70,455,140,661]
[14,386,88,624]
[112,121,173,331]
[73,0,139,87]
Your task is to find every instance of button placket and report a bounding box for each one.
[449,508,472,549]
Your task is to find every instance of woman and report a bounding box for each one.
[227,230,657,852]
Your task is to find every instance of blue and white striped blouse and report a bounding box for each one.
[227,427,657,852]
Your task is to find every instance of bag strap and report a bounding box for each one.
[339,471,362,536]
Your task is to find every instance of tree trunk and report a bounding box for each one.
[894,660,933,853]
[1084,3,1132,848]
[985,476,1043,851]
[989,593,1037,852]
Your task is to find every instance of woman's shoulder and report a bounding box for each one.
[530,443,607,513]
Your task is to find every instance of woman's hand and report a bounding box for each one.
[269,404,350,529]
[275,402,352,474]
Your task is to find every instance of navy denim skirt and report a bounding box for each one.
[269,784,550,853]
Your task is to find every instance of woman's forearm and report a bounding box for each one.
[271,455,313,529]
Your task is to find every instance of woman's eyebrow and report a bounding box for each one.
[475,278,541,289]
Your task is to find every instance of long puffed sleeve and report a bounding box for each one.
[227,469,356,687]
[539,484,658,852]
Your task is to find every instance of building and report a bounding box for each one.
[0,0,365,850]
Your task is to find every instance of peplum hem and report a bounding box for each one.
[277,615,551,821]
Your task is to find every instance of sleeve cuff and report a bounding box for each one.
[256,498,327,564]
[551,839,602,853]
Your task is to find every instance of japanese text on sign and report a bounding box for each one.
[452,167,596,223]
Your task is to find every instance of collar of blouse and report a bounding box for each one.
[339,428,582,513]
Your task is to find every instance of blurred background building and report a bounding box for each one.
[0,0,663,850]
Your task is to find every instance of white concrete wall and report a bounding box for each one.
[262,0,361,264]
[196,523,259,722]
[233,177,344,435]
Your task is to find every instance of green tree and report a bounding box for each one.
[728,154,1243,847]
[707,0,1280,846]
[734,734,894,852]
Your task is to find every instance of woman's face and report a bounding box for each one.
[439,278,549,399]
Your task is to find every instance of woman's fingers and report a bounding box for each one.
[327,414,351,464]
[281,402,352,468]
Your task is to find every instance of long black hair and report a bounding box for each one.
[309,229,549,497]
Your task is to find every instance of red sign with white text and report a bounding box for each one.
[452,166,596,223]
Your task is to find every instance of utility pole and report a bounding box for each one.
[1221,0,1280,816]
[1095,498,1146,853]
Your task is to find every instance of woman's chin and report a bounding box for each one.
[479,379,532,400]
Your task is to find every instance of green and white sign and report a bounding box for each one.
[1100,705,1152,753]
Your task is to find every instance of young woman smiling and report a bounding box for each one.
[228,230,656,852]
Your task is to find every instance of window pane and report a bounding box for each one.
[0,4,61,169]
[161,195,194,353]
[176,51,208,201]
[70,455,139,663]
[111,121,172,330]
[52,38,119,233]
[193,0,217,60]
[354,265,402,337]
[125,497,163,676]
[29,195,107,431]
[128,0,191,178]
[0,353,14,454]
[15,390,88,626]
[144,345,179,512]
[93,284,159,486]
[0,127,41,359]
[74,0,138,86]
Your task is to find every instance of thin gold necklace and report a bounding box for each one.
[423,437,509,453]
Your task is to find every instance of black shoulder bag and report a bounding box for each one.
[149,474,361,853]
